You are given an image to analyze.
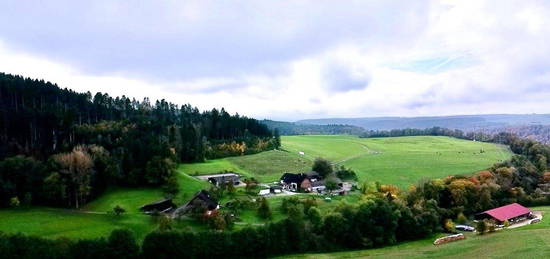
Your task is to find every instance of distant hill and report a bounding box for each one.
[297,114,550,131]
[261,120,364,135]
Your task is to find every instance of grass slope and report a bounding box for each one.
[283,206,550,259]
[283,135,512,189]
[181,136,511,189]
[0,167,209,240]
[180,150,311,183]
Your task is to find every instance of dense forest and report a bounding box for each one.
[261,120,365,135]
[0,73,279,208]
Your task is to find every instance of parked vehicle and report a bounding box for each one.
[455,225,475,231]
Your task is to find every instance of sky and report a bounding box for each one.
[1,0,550,121]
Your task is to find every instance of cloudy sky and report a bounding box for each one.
[1,0,550,121]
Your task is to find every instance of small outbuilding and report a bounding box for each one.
[196,173,240,187]
[140,199,177,214]
[475,203,532,224]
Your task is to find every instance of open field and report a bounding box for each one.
[0,167,209,240]
[181,135,512,188]
[180,149,312,183]
[282,206,550,259]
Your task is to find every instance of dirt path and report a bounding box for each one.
[334,141,381,165]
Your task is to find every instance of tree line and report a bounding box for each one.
[360,126,493,141]
[262,120,365,136]
[0,73,279,208]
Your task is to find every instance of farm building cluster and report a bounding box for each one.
[277,171,353,195]
[140,190,219,219]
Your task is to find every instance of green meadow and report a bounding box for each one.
[181,135,512,188]
[0,166,209,241]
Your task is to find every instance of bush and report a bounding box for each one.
[444,219,455,233]
[456,212,467,224]
[476,220,487,235]
[9,197,20,208]
[158,215,173,232]
[112,205,126,216]
[258,197,272,219]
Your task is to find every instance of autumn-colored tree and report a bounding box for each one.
[53,146,94,208]
[444,219,455,233]
[448,179,476,207]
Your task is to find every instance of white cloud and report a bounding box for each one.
[2,0,550,120]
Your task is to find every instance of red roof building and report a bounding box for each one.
[476,203,532,224]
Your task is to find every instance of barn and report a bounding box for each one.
[476,203,532,224]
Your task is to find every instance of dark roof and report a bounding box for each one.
[171,190,219,217]
[481,203,531,221]
[191,190,219,210]
[140,199,176,213]
[281,173,306,184]
[208,174,239,180]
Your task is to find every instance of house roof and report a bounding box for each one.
[192,190,219,210]
[140,199,176,213]
[482,203,531,222]
[281,173,306,184]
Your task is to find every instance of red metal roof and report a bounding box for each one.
[483,203,531,222]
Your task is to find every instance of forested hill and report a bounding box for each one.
[261,120,364,135]
[298,114,550,131]
[0,72,274,160]
[0,72,278,207]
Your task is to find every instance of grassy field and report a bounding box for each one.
[180,149,312,183]
[0,167,209,241]
[282,206,550,259]
[181,135,512,189]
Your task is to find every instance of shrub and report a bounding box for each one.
[456,212,467,224]
[158,215,173,232]
[503,219,510,228]
[257,197,272,219]
[444,219,455,233]
[9,197,20,208]
[476,220,487,235]
[112,205,126,216]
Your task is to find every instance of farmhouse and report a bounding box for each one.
[140,199,177,214]
[280,173,307,191]
[475,203,532,224]
[172,190,219,218]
